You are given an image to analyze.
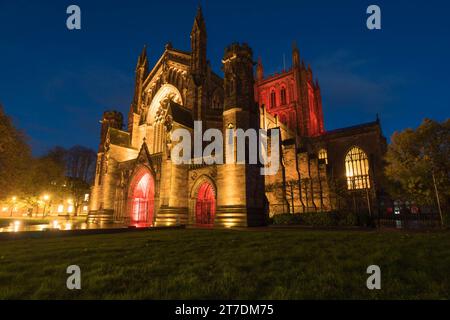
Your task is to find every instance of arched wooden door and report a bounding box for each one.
[195,182,216,226]
[129,169,155,226]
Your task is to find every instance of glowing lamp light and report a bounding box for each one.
[12,220,21,232]
[68,205,74,213]
[2,207,7,212]
[12,196,17,202]
[64,223,72,230]
[52,220,60,229]
[43,194,50,201]
[57,205,64,213]
[83,205,88,212]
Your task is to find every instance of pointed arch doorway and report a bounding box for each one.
[129,167,155,227]
[195,182,216,226]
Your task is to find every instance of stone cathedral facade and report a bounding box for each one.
[88,8,387,227]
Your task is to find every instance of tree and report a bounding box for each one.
[20,150,67,213]
[385,119,450,213]
[62,145,97,183]
[0,105,96,215]
[65,177,90,216]
[0,104,31,199]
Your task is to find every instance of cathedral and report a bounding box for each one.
[88,7,387,227]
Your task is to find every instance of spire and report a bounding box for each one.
[136,45,148,70]
[131,46,148,114]
[191,5,207,85]
[256,56,264,82]
[307,64,313,79]
[140,44,146,59]
[193,5,206,30]
[292,41,300,68]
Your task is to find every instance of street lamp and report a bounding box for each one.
[9,196,17,217]
[67,199,74,216]
[42,194,50,217]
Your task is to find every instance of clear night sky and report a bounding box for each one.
[0,0,448,155]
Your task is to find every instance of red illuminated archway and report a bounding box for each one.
[129,167,155,227]
[195,182,216,226]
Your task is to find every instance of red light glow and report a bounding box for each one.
[129,169,155,226]
[195,182,216,226]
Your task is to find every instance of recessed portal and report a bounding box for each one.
[195,182,216,226]
[129,169,155,226]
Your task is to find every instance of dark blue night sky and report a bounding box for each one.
[0,0,448,155]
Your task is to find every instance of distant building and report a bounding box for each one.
[88,7,387,227]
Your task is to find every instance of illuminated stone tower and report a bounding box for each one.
[255,42,324,137]
[90,110,124,221]
[215,43,266,227]
[128,45,148,148]
[188,6,208,121]
[190,6,207,86]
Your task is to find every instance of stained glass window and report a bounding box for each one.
[318,148,328,164]
[345,147,370,190]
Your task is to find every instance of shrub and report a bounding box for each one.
[300,212,336,226]
[336,212,359,226]
[357,211,373,227]
[272,213,302,225]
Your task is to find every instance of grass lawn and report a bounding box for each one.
[0,228,449,299]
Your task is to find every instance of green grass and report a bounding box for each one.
[0,228,449,299]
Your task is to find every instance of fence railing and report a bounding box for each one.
[375,212,442,229]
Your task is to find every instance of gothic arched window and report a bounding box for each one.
[345,147,370,190]
[270,90,276,108]
[280,87,287,105]
[318,148,328,164]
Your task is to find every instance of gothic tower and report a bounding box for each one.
[131,45,149,114]
[291,42,324,136]
[215,43,266,227]
[190,6,207,85]
[256,57,264,82]
[89,110,124,221]
[99,111,123,152]
[128,46,148,147]
[188,6,208,121]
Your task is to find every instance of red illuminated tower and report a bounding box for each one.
[254,43,324,136]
